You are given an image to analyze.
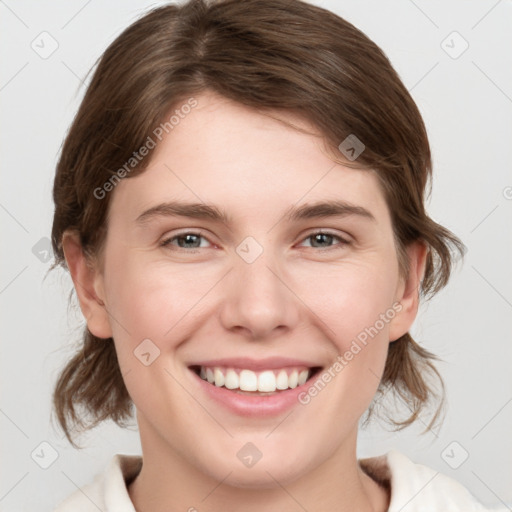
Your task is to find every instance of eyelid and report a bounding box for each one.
[160,229,214,248]
[297,229,352,245]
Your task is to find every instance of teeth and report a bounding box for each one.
[276,370,288,390]
[258,370,276,392]
[298,369,308,386]
[214,368,225,387]
[196,366,312,392]
[239,370,258,391]
[288,370,298,389]
[224,369,239,390]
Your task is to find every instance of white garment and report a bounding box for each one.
[53,450,505,511]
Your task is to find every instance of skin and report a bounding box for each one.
[64,91,426,512]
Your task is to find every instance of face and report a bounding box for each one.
[72,91,421,488]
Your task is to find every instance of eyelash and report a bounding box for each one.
[160,230,351,252]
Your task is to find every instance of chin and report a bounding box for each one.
[221,463,307,490]
[198,442,316,490]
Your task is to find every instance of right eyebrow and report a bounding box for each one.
[135,201,232,226]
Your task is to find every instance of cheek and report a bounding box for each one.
[100,255,195,414]
[293,258,398,408]
[102,252,223,356]
[293,257,399,348]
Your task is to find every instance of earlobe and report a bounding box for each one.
[62,231,113,339]
[388,242,427,342]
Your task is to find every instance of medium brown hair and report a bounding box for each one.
[51,0,464,446]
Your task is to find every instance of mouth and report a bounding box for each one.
[189,365,323,396]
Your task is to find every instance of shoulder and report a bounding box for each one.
[359,450,506,512]
[53,454,142,512]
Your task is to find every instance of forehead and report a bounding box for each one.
[109,92,391,228]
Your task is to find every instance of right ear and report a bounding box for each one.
[61,231,113,339]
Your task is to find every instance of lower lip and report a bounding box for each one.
[189,369,317,417]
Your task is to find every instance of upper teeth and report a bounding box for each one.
[198,366,310,392]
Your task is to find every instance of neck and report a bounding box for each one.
[128,420,389,512]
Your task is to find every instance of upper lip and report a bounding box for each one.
[187,357,322,371]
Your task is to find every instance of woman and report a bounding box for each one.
[51,0,500,510]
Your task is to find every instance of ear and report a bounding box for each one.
[62,231,113,339]
[388,242,427,342]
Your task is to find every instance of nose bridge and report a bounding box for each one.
[220,237,299,338]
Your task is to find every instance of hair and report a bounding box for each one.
[51,0,465,446]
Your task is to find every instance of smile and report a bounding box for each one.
[192,366,316,393]
[187,358,323,416]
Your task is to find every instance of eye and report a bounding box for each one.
[159,230,349,252]
[160,231,212,250]
[299,231,350,249]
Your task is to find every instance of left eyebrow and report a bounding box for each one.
[283,200,376,223]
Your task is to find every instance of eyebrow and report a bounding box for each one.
[283,200,375,223]
[136,202,232,225]
[135,199,375,225]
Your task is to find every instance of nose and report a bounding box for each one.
[219,247,300,340]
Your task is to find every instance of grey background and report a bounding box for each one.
[1,0,511,510]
